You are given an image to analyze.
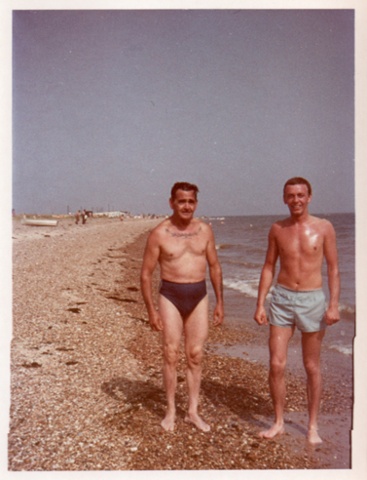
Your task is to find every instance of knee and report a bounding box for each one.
[163,344,179,366]
[269,358,286,377]
[186,346,203,367]
[303,359,320,377]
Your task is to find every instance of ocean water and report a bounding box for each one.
[208,213,355,362]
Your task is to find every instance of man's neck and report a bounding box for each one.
[289,211,311,224]
[170,215,194,230]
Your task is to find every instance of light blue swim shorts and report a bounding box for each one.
[269,284,327,333]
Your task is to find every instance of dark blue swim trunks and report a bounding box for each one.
[159,279,207,319]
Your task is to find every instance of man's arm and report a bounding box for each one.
[254,225,279,326]
[140,230,163,331]
[206,226,224,326]
[323,221,340,325]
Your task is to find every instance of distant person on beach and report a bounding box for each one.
[254,177,340,445]
[141,182,224,432]
[75,210,81,224]
[82,209,87,224]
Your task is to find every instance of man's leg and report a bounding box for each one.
[183,295,210,432]
[159,295,183,431]
[301,330,325,445]
[260,325,294,439]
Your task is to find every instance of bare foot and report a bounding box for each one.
[307,427,322,445]
[161,411,176,432]
[184,413,211,432]
[259,423,285,439]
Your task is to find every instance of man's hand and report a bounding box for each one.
[148,310,164,331]
[324,305,340,326]
[254,305,269,326]
[213,304,224,327]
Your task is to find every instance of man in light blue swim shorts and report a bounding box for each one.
[269,284,327,333]
[254,177,340,445]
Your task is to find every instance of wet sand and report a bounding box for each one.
[9,215,352,471]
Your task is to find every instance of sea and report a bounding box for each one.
[207,213,355,377]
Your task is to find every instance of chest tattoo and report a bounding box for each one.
[166,226,202,238]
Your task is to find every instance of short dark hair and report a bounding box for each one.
[170,182,199,200]
[283,177,312,196]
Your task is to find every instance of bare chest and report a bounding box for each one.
[160,230,207,260]
[277,227,324,258]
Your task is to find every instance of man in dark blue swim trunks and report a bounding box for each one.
[141,182,224,432]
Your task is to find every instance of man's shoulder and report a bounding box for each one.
[306,216,336,245]
[271,218,289,230]
[309,215,334,231]
[150,218,170,234]
[146,218,170,241]
[196,217,211,228]
[196,218,214,236]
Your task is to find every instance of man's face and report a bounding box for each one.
[283,184,311,216]
[170,189,198,222]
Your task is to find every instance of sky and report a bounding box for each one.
[12,8,354,217]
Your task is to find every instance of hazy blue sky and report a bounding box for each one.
[12,9,354,216]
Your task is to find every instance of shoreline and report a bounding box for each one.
[9,216,351,470]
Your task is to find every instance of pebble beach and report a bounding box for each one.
[8,215,353,472]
